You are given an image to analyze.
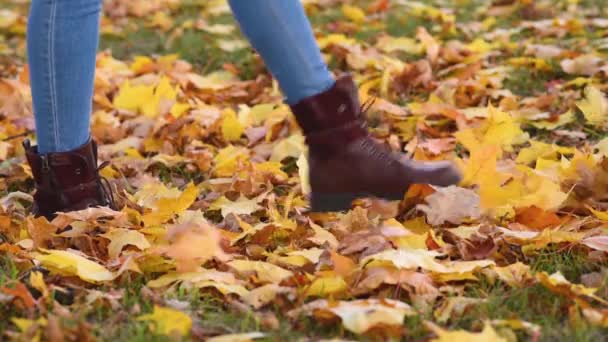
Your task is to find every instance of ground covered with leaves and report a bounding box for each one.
[2,0,608,341]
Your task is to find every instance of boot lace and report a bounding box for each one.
[357,97,399,166]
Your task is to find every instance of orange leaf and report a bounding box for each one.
[515,206,562,230]
[330,251,356,278]
[1,282,36,308]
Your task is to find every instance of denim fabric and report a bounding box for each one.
[228,0,335,104]
[28,0,335,153]
[28,0,102,153]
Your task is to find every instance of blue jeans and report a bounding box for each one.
[28,0,335,153]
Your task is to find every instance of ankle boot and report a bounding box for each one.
[23,139,115,219]
[290,75,462,212]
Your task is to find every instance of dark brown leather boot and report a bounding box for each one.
[290,75,462,212]
[23,139,115,219]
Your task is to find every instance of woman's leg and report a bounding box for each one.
[228,1,462,212]
[27,0,102,153]
[25,0,111,219]
[228,0,335,105]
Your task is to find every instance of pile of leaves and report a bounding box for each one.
[2,0,608,340]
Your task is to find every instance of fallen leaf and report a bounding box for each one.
[34,250,114,283]
[289,299,416,334]
[137,305,192,336]
[228,260,293,284]
[428,322,507,342]
[207,332,266,342]
[417,186,481,225]
[102,228,150,259]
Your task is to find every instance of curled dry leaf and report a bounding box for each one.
[417,186,481,225]
[288,299,416,334]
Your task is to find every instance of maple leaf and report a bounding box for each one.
[156,220,228,272]
[142,182,199,227]
[427,322,507,342]
[289,299,416,334]
[417,186,481,225]
[305,273,349,297]
[137,305,192,337]
[228,260,293,284]
[101,228,151,260]
[33,249,114,283]
[577,85,608,127]
[363,248,495,275]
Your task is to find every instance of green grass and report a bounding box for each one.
[99,8,259,79]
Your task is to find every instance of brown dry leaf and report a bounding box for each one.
[434,297,485,323]
[416,27,440,64]
[417,186,481,225]
[26,216,58,249]
[329,251,357,278]
[536,272,607,304]
[156,220,228,272]
[102,228,151,260]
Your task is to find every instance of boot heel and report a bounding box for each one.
[310,193,356,212]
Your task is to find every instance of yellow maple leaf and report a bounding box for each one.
[29,271,48,297]
[11,317,47,342]
[290,299,415,334]
[188,70,238,90]
[170,102,190,118]
[341,4,366,23]
[142,76,177,117]
[34,249,114,283]
[270,134,306,162]
[537,272,605,304]
[268,248,324,268]
[455,105,528,156]
[429,323,507,342]
[457,144,501,187]
[113,77,178,118]
[210,195,261,218]
[479,166,566,212]
[142,183,199,227]
[528,109,575,130]
[587,206,608,221]
[213,145,249,177]
[515,140,575,165]
[376,36,423,54]
[130,56,154,73]
[228,260,293,284]
[577,85,608,126]
[305,273,348,297]
[112,80,154,112]
[362,248,494,274]
[137,306,192,336]
[221,108,244,142]
[101,228,151,260]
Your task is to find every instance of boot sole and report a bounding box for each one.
[310,192,404,212]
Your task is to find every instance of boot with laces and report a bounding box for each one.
[23,139,115,219]
[290,75,462,212]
